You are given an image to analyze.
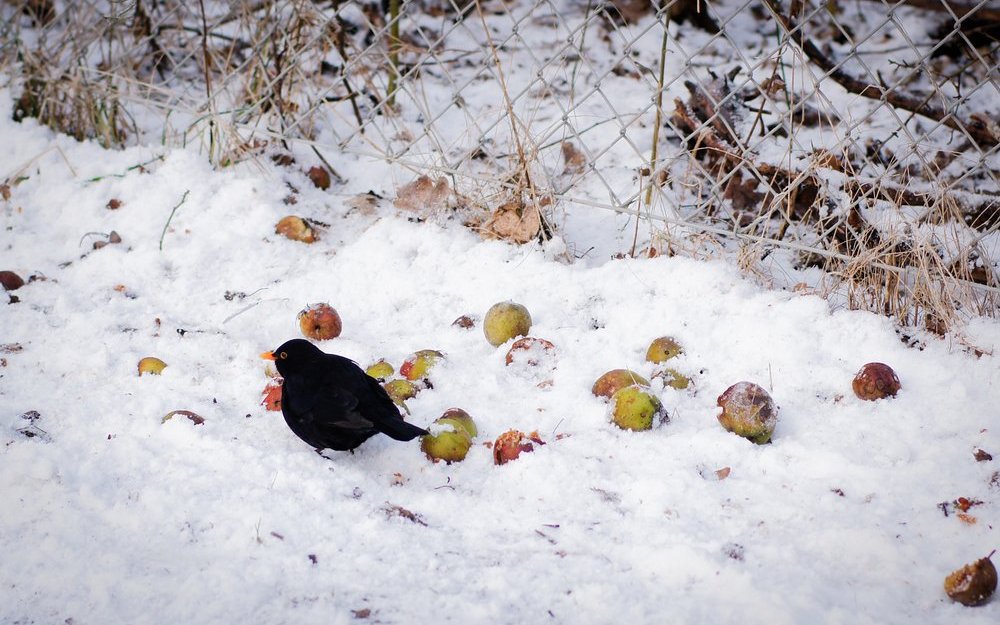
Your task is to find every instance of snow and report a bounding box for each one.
[2,94,999,624]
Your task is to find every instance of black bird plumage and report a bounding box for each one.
[263,339,427,452]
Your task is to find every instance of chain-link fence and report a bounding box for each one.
[3,0,999,330]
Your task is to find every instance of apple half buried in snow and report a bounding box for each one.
[645,336,683,363]
[400,350,444,381]
[505,337,556,366]
[138,356,167,376]
[609,385,668,431]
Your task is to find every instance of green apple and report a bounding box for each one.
[421,418,473,463]
[483,302,532,347]
[609,385,668,431]
[645,336,683,363]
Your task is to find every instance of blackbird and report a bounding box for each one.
[261,339,427,452]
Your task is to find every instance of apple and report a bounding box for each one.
[493,429,544,465]
[483,302,532,347]
[653,367,691,390]
[138,356,167,376]
[383,379,419,405]
[421,416,473,463]
[852,362,900,401]
[645,336,683,363]
[365,359,394,381]
[298,303,342,340]
[261,380,282,411]
[400,349,444,381]
[0,271,25,291]
[717,381,777,444]
[591,369,650,400]
[308,165,331,190]
[437,407,478,438]
[609,385,668,431]
[945,553,997,606]
[275,215,317,243]
[505,337,556,366]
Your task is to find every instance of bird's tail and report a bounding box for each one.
[378,417,428,441]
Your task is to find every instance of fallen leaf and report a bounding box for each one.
[484,198,542,244]
[561,141,586,173]
[394,175,450,212]
[974,448,993,462]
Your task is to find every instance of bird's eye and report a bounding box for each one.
[279,351,288,359]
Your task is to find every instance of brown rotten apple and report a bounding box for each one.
[275,215,316,243]
[493,429,544,465]
[717,381,777,444]
[852,362,900,401]
[298,303,342,340]
[945,553,997,606]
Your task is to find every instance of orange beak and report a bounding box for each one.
[260,351,276,361]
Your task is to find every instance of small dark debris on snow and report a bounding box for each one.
[270,531,284,540]
[974,448,992,462]
[452,314,475,329]
[308,554,318,565]
[723,543,745,561]
[224,290,247,301]
[383,504,427,526]
[17,424,50,441]
[1,343,24,354]
[352,608,371,619]
[831,488,845,497]
[106,198,122,210]
[352,487,363,499]
[20,410,41,423]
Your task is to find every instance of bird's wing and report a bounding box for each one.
[286,372,375,431]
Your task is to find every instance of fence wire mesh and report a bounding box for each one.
[3,0,999,330]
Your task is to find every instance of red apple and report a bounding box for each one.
[852,362,900,401]
[505,337,556,366]
[493,429,544,465]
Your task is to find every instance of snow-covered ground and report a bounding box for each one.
[2,92,998,624]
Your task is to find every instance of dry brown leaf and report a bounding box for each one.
[394,175,450,212]
[484,199,542,244]
[561,141,586,173]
